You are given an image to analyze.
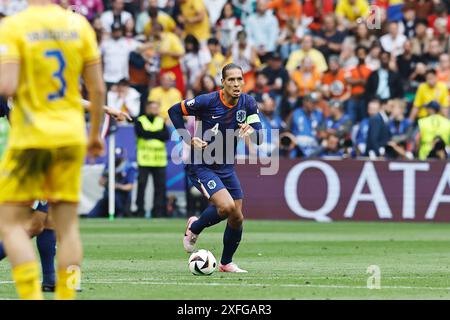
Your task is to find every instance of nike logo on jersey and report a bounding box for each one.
[212,115,221,119]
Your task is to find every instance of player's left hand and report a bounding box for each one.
[238,123,254,138]
[87,135,105,161]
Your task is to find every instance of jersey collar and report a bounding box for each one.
[219,90,239,109]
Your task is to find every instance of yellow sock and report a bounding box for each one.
[55,266,81,300]
[11,261,43,300]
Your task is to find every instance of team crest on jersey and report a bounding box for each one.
[186,99,195,107]
[207,180,217,190]
[236,110,246,123]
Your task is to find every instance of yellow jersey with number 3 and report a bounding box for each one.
[0,4,100,149]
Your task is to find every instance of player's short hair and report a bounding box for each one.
[221,63,243,80]
[207,37,219,46]
[426,68,437,76]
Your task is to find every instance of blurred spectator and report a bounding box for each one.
[107,78,141,119]
[366,99,392,158]
[138,0,176,35]
[434,17,450,53]
[149,23,186,95]
[279,79,302,120]
[101,22,139,88]
[288,93,324,157]
[346,46,372,123]
[313,13,347,59]
[196,74,218,95]
[428,1,450,36]
[245,0,279,62]
[277,18,301,62]
[389,98,413,137]
[253,93,284,157]
[286,35,328,74]
[411,68,449,120]
[365,41,382,71]
[347,19,377,50]
[417,101,450,160]
[70,0,104,22]
[228,30,260,92]
[405,0,434,21]
[436,53,450,93]
[207,37,226,85]
[178,0,211,44]
[291,56,322,98]
[147,72,182,122]
[248,72,271,103]
[203,0,227,26]
[401,5,417,39]
[92,14,105,43]
[354,98,381,155]
[266,0,302,30]
[339,40,358,70]
[321,55,351,103]
[100,0,133,33]
[181,34,211,93]
[231,0,256,26]
[303,0,335,32]
[422,38,443,68]
[313,132,346,158]
[87,147,135,218]
[396,40,422,94]
[365,51,404,102]
[124,17,136,38]
[215,2,242,51]
[410,19,431,56]
[319,100,352,142]
[335,0,370,30]
[135,101,170,218]
[261,52,289,97]
[380,21,407,57]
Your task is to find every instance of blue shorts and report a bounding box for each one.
[31,200,49,214]
[187,164,243,200]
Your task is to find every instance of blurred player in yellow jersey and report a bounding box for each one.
[0,0,105,300]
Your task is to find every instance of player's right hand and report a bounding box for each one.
[87,135,105,160]
[191,137,208,149]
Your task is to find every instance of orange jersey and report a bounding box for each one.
[322,70,349,99]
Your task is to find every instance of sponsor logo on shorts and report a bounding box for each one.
[207,180,216,190]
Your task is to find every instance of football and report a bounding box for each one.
[188,249,217,276]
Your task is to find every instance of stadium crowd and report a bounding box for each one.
[2,0,450,161]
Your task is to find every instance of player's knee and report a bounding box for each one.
[228,212,244,227]
[27,219,45,237]
[217,202,236,217]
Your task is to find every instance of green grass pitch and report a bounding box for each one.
[0,219,449,299]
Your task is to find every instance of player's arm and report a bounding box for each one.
[81,99,132,122]
[0,63,19,97]
[0,19,20,98]
[168,96,208,148]
[240,97,263,145]
[82,62,105,158]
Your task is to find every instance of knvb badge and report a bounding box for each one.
[236,110,246,123]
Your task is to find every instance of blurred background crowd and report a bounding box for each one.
[2,0,450,161]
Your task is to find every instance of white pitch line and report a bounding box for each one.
[1,280,449,292]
